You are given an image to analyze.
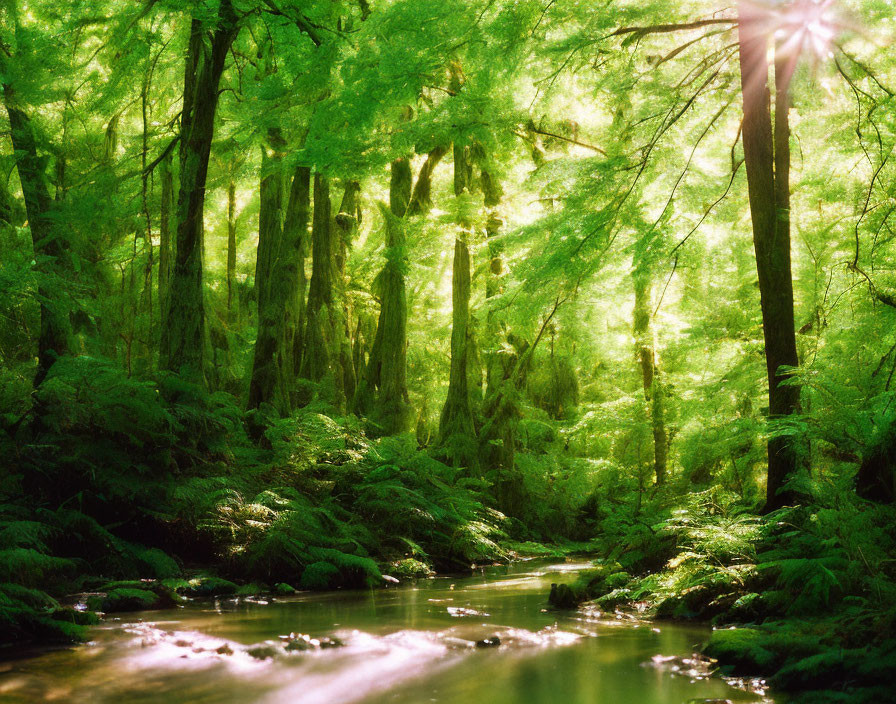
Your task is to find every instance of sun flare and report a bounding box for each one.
[774,0,839,60]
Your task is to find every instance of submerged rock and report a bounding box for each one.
[447,606,489,618]
[246,644,281,660]
[281,632,346,651]
[475,635,501,648]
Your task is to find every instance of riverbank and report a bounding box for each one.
[546,490,896,704]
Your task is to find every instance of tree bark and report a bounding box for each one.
[226,179,237,319]
[158,151,173,318]
[248,130,286,410]
[361,158,413,433]
[738,1,801,511]
[2,81,71,386]
[160,1,239,382]
[407,146,448,216]
[334,181,361,404]
[633,271,667,486]
[300,174,351,410]
[283,164,311,380]
[439,144,478,468]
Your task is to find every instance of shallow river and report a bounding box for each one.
[0,560,774,704]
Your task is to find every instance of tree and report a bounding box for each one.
[737,1,801,511]
[160,2,240,383]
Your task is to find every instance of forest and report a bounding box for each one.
[0,0,895,702]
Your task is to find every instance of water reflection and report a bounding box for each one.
[0,560,773,704]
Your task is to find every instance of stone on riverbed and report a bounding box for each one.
[475,635,501,648]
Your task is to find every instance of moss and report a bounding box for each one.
[703,627,778,673]
[549,563,632,609]
[90,588,161,613]
[51,607,100,626]
[97,580,183,608]
[236,582,269,596]
[273,582,297,595]
[389,559,435,579]
[246,644,281,660]
[181,577,239,597]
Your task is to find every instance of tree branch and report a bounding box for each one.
[611,18,737,41]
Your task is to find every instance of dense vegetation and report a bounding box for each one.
[1,0,895,700]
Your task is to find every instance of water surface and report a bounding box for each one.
[0,560,773,704]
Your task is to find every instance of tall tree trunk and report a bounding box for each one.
[300,174,350,410]
[477,143,517,480]
[439,144,478,468]
[360,158,413,433]
[158,151,173,320]
[334,181,360,405]
[633,271,667,486]
[738,1,800,512]
[160,2,238,382]
[283,164,311,381]
[248,130,286,411]
[226,179,237,320]
[2,82,71,386]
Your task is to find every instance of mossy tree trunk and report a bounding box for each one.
[282,164,311,381]
[160,2,239,383]
[407,146,448,216]
[158,151,173,320]
[334,180,361,405]
[300,174,352,410]
[633,270,667,486]
[738,1,800,512]
[439,144,478,469]
[248,129,286,411]
[476,143,518,478]
[2,83,72,386]
[226,178,237,321]
[360,158,413,433]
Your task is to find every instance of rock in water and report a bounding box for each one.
[475,635,501,648]
[549,583,578,609]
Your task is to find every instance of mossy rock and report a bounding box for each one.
[89,588,161,613]
[273,583,297,596]
[181,577,239,598]
[548,564,631,609]
[98,580,151,591]
[97,580,183,608]
[389,559,435,579]
[246,644,281,660]
[236,582,268,596]
[548,582,580,609]
[51,607,100,627]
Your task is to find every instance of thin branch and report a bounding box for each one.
[527,127,607,155]
[610,18,737,40]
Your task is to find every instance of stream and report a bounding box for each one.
[0,560,774,703]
